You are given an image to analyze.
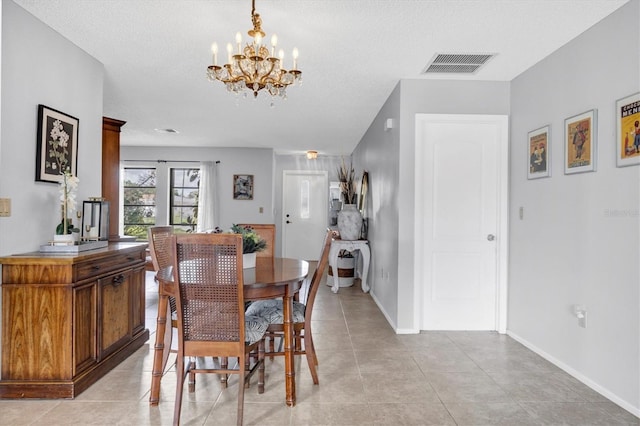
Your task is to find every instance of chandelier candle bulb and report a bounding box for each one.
[226,43,233,63]
[211,43,218,65]
[271,34,277,56]
[235,32,242,54]
[292,48,298,69]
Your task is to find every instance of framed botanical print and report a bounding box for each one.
[616,92,640,167]
[233,174,254,200]
[527,125,550,179]
[564,109,597,174]
[36,104,79,183]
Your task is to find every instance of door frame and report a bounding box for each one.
[414,114,509,333]
[281,170,329,260]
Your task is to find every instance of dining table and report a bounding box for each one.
[149,256,309,407]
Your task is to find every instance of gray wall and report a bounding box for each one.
[0,0,104,257]
[352,81,511,331]
[509,0,639,413]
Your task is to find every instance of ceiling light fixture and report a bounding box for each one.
[207,0,302,100]
[306,150,318,160]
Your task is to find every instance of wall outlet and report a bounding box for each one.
[519,206,524,220]
[574,304,587,328]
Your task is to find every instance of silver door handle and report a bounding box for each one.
[487,234,495,241]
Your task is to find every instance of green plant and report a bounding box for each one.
[230,224,267,254]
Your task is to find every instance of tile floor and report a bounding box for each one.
[0,271,638,425]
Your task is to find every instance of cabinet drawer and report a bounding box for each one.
[76,252,143,281]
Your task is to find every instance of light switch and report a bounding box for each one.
[259,207,264,213]
[0,198,11,217]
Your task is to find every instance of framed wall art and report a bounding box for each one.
[36,104,79,183]
[615,92,640,167]
[527,125,550,179]
[564,109,597,174]
[233,174,254,200]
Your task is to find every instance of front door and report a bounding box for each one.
[416,114,508,331]
[282,171,328,261]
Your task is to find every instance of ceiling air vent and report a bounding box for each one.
[154,128,179,134]
[422,53,495,74]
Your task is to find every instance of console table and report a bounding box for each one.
[328,238,370,293]
[0,242,149,398]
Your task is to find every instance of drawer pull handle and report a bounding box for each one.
[112,275,125,286]
[92,265,101,270]
[126,256,135,261]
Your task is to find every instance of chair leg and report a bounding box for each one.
[220,357,228,388]
[173,356,185,426]
[268,335,275,361]
[304,332,319,385]
[188,357,196,392]
[258,339,265,394]
[237,363,246,426]
[244,354,251,389]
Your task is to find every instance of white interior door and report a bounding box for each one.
[416,114,508,331]
[282,171,328,261]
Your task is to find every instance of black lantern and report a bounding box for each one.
[81,198,110,241]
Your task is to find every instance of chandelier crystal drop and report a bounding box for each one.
[207,0,302,100]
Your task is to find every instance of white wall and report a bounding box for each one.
[0,0,103,257]
[509,0,639,415]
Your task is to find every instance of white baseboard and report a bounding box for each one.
[507,330,640,418]
[369,291,419,334]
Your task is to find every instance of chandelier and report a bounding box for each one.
[206,0,302,100]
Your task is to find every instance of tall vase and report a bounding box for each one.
[337,204,363,241]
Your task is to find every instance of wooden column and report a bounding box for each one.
[102,117,126,241]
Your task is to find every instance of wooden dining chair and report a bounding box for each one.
[147,226,177,374]
[170,233,268,426]
[245,228,332,384]
[237,224,275,258]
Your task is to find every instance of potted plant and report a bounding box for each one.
[215,225,267,268]
[54,169,80,244]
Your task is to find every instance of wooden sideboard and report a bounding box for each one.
[0,242,149,398]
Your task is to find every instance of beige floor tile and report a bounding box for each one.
[0,400,61,425]
[360,372,440,404]
[367,402,457,425]
[443,401,540,425]
[354,350,421,374]
[5,272,636,426]
[291,402,373,425]
[520,401,633,425]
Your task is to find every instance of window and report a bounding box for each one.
[123,167,156,240]
[170,168,200,233]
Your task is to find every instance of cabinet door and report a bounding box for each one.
[73,281,97,375]
[130,265,146,336]
[98,271,131,360]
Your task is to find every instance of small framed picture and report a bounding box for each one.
[615,92,640,167]
[564,109,597,174]
[527,125,550,179]
[233,174,254,200]
[36,104,79,183]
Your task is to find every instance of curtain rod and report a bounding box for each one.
[122,160,220,164]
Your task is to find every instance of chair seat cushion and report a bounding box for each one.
[245,299,306,324]
[245,314,269,344]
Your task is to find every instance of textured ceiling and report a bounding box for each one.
[13,0,628,155]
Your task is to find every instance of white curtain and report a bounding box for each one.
[196,161,217,233]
